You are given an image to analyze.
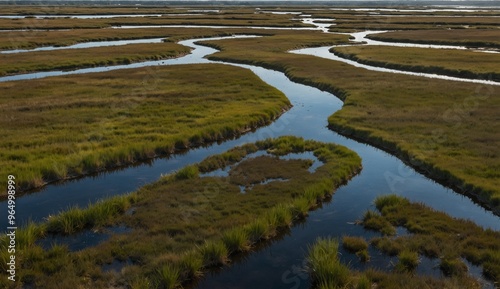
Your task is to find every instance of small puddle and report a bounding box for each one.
[37,225,131,252]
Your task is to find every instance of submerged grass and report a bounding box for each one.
[0,136,361,288]
[0,63,291,194]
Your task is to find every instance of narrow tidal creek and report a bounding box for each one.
[0,32,497,289]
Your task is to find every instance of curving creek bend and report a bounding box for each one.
[1,27,499,288]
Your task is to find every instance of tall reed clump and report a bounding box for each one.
[199,241,229,267]
[15,222,43,250]
[222,227,250,254]
[46,193,135,235]
[156,264,181,289]
[178,251,203,281]
[308,237,351,288]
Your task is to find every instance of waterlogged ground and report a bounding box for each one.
[0,5,499,289]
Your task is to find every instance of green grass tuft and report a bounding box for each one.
[156,264,181,289]
[440,257,468,277]
[308,237,350,288]
[221,228,250,254]
[362,210,396,236]
[175,165,199,180]
[395,250,420,273]
[199,241,229,267]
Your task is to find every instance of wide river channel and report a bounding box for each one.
[1,29,498,288]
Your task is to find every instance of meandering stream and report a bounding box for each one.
[1,19,498,289]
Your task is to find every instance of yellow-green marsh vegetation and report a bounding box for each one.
[202,30,500,213]
[0,63,291,193]
[0,11,309,30]
[0,42,190,76]
[0,26,273,50]
[307,236,483,289]
[368,29,500,48]
[363,195,500,284]
[0,136,362,288]
[330,45,500,81]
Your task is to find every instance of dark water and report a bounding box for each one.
[1,35,498,288]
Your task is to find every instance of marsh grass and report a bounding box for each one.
[290,197,312,218]
[199,241,229,267]
[368,29,500,49]
[331,45,500,81]
[342,236,368,253]
[331,16,500,31]
[0,64,290,194]
[363,195,500,284]
[45,193,134,234]
[439,257,468,277]
[266,204,294,228]
[0,10,309,30]
[244,218,271,243]
[178,251,203,280]
[342,236,370,262]
[221,228,250,254]
[175,165,199,180]
[156,264,181,289]
[202,30,500,212]
[2,136,361,288]
[0,42,191,76]
[308,237,351,288]
[307,237,483,289]
[362,210,396,236]
[395,249,420,273]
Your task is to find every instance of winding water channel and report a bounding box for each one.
[1,23,499,288]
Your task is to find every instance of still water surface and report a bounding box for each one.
[0,31,498,289]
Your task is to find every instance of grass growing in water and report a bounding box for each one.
[0,136,361,288]
[308,237,351,288]
[363,194,500,284]
[0,63,291,194]
[307,237,485,289]
[156,264,181,289]
[342,236,370,262]
[395,249,420,273]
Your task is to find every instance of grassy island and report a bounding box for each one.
[0,136,362,288]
